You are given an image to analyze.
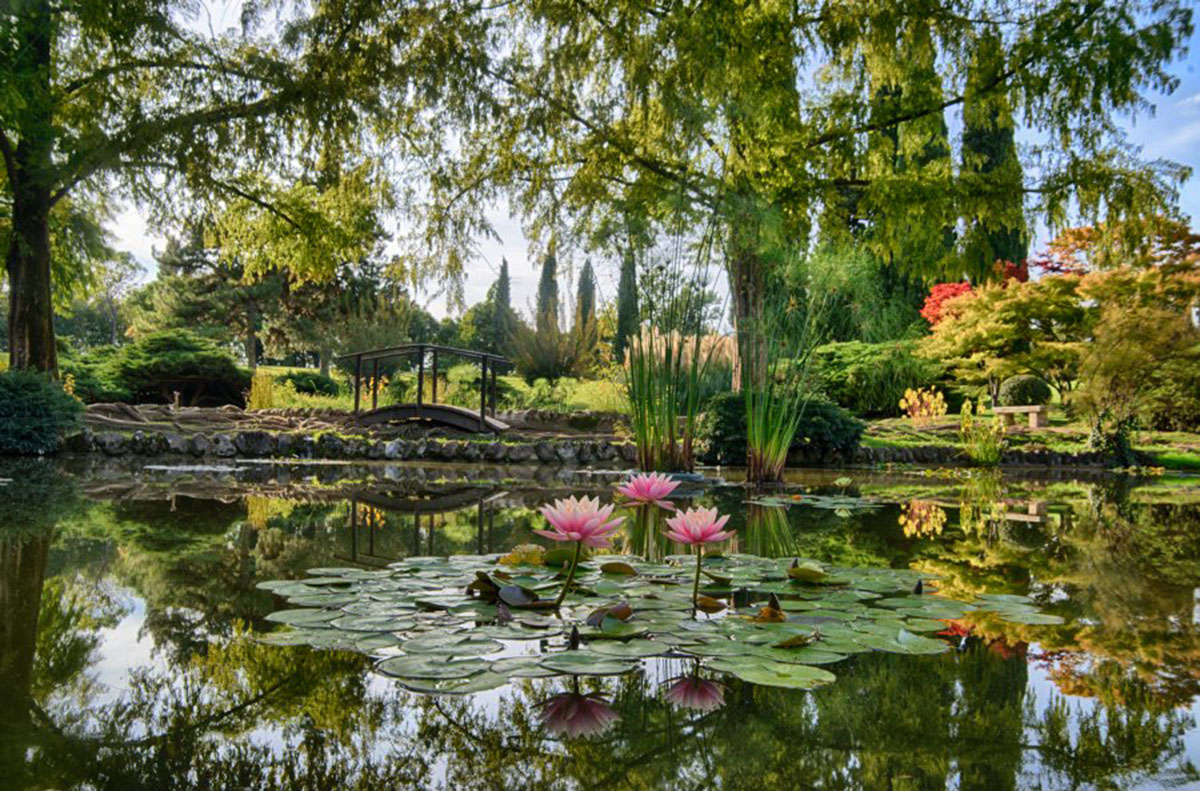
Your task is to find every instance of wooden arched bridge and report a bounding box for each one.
[338,343,511,433]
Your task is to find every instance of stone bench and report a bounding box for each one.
[992,405,1049,429]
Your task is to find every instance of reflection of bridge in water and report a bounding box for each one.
[340,487,510,567]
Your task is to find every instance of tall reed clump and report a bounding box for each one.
[247,369,278,410]
[742,281,828,484]
[625,226,725,473]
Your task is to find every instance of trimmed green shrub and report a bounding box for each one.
[811,340,942,417]
[60,345,131,403]
[278,370,340,397]
[0,369,84,455]
[111,330,251,406]
[697,391,864,465]
[998,375,1052,407]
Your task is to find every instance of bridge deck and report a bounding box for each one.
[355,402,509,433]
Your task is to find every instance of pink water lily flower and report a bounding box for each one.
[665,507,733,546]
[615,472,680,510]
[539,692,619,737]
[536,496,625,549]
[665,677,726,712]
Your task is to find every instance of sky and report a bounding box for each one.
[110,14,1200,321]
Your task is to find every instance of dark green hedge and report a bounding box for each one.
[696,391,864,466]
[0,369,84,455]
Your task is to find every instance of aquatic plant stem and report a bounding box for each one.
[692,547,702,616]
[554,541,583,609]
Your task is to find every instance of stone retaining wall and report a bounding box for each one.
[69,428,637,465]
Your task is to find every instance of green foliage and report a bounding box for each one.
[277,370,340,397]
[697,391,863,466]
[794,246,926,343]
[998,375,1052,407]
[0,369,84,455]
[512,322,588,385]
[110,331,251,407]
[59,345,130,403]
[959,31,1028,281]
[813,341,942,417]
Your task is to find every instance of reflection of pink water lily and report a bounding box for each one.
[616,472,680,510]
[536,496,624,548]
[664,507,733,546]
[665,677,725,712]
[539,692,619,737]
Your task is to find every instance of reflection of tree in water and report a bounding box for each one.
[2,471,1199,790]
[918,478,1200,711]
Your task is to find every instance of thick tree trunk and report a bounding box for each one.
[728,226,767,395]
[0,532,51,732]
[6,193,58,375]
[5,0,57,376]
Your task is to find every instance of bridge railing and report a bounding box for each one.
[335,343,512,425]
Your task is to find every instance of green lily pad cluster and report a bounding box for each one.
[256,554,1062,694]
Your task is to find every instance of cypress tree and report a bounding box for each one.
[614,249,638,363]
[495,257,512,313]
[535,252,559,334]
[575,260,596,331]
[574,259,598,354]
[490,257,514,353]
[961,31,1028,281]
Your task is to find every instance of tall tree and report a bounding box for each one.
[465,0,1191,390]
[0,0,489,375]
[614,249,638,363]
[960,31,1029,280]
[535,252,559,334]
[574,260,596,333]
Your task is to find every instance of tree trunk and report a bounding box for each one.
[319,345,331,377]
[728,223,767,394]
[243,302,258,370]
[6,192,58,376]
[5,0,57,376]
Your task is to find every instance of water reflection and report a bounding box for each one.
[0,462,1197,789]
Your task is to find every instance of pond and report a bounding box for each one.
[1,459,1198,790]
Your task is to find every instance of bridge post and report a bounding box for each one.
[353,354,362,414]
[479,356,488,429]
[489,363,497,415]
[432,349,439,403]
[371,358,379,410]
[417,345,425,412]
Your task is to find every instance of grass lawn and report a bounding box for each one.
[864,411,1200,469]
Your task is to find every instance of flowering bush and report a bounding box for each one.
[959,399,1007,466]
[898,387,947,428]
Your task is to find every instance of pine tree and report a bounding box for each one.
[614,249,638,363]
[535,252,559,335]
[961,31,1029,281]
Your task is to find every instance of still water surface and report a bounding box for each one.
[1,459,1198,790]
